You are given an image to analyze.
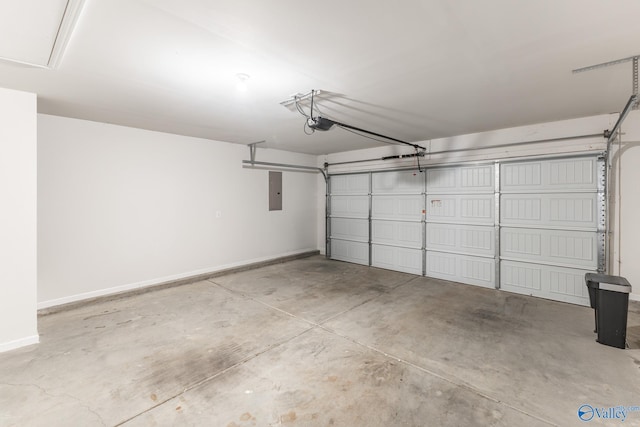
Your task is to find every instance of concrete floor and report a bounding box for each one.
[1,256,640,426]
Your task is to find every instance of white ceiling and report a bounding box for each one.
[0,0,639,155]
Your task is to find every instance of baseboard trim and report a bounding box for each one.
[38,249,319,315]
[0,335,39,353]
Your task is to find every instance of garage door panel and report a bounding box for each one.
[426,223,494,256]
[501,193,597,229]
[460,165,495,192]
[426,223,456,250]
[425,251,457,277]
[427,165,494,194]
[461,257,494,285]
[331,195,369,218]
[548,158,596,189]
[372,245,422,275]
[501,158,597,192]
[427,168,456,192]
[372,220,422,248]
[502,162,542,190]
[426,251,495,288]
[501,261,542,291]
[548,268,591,301]
[330,240,369,265]
[427,195,494,225]
[501,260,591,306]
[372,170,424,194]
[501,227,597,269]
[460,227,494,255]
[462,198,494,221]
[372,195,423,221]
[330,174,370,195]
[330,218,369,242]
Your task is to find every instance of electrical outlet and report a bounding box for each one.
[215,211,222,218]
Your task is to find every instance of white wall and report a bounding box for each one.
[613,110,640,302]
[38,115,318,308]
[318,113,640,302]
[0,88,38,352]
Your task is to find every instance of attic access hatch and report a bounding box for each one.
[0,0,86,68]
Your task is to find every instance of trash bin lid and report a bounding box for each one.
[584,273,631,290]
[599,282,632,293]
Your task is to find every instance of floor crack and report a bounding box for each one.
[1,382,106,426]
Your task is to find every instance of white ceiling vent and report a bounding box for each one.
[0,0,85,68]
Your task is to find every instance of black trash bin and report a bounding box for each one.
[585,273,632,349]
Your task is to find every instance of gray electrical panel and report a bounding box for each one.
[269,171,282,211]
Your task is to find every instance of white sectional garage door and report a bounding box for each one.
[498,157,602,305]
[371,170,424,275]
[425,165,497,288]
[327,154,604,306]
[329,173,370,265]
